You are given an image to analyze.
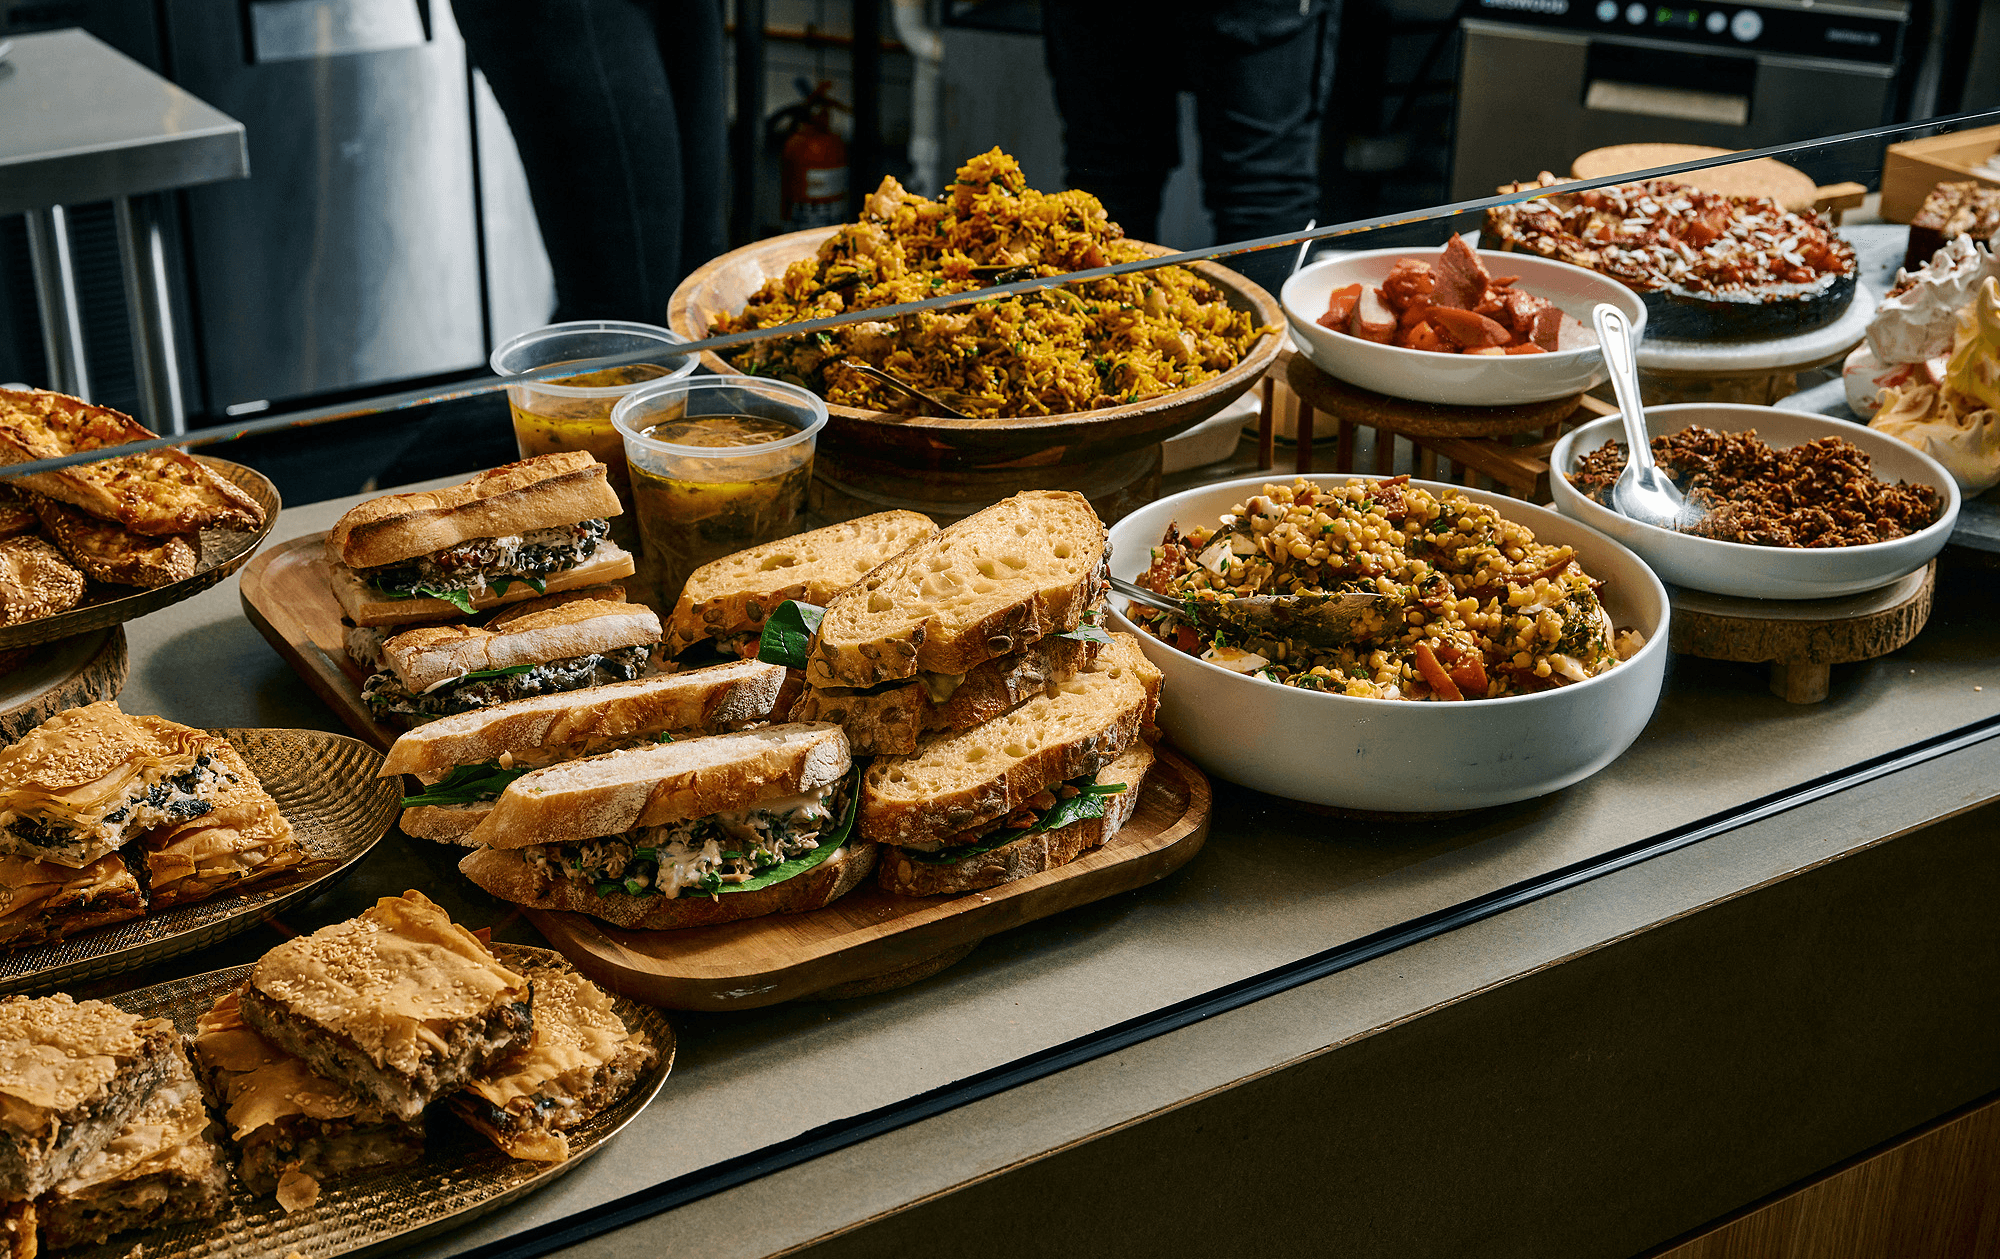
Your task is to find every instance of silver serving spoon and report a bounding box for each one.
[1591,303,1687,529]
[838,359,973,419]
[1110,575,1384,649]
[1291,219,1318,276]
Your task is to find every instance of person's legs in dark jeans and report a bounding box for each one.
[1042,4,1183,241]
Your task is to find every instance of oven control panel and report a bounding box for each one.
[1472,0,1904,63]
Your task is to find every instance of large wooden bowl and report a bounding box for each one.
[667,227,1282,469]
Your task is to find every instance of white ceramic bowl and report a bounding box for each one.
[1547,404,1961,600]
[1281,247,1647,407]
[1107,473,1670,811]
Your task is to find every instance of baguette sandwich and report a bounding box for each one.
[457,723,871,930]
[382,659,796,843]
[324,452,635,627]
[863,633,1161,894]
[358,597,661,727]
[772,491,1112,755]
[665,510,937,659]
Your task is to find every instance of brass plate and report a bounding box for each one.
[0,728,398,994]
[0,457,281,649]
[65,943,675,1259]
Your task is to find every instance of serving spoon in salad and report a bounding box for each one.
[1109,575,1385,648]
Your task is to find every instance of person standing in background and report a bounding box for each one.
[453,0,728,322]
[1043,0,1337,296]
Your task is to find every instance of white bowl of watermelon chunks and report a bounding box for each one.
[1281,235,1647,407]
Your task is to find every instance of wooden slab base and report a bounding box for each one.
[1668,561,1935,704]
[526,747,1213,1010]
[0,627,127,742]
[1284,356,1583,439]
[238,534,401,751]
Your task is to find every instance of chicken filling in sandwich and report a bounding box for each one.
[361,643,650,723]
[520,773,856,901]
[358,518,613,608]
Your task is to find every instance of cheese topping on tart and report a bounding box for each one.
[248,891,529,1074]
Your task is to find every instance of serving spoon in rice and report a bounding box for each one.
[838,359,975,419]
[1110,575,1385,648]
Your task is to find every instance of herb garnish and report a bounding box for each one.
[757,600,826,670]
[400,760,529,809]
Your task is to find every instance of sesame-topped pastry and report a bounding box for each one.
[191,987,423,1206]
[451,961,655,1163]
[139,742,303,910]
[235,890,533,1121]
[37,1044,229,1249]
[0,993,180,1199]
[0,701,237,869]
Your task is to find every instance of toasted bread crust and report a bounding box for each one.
[400,802,489,844]
[381,600,660,691]
[458,840,876,929]
[325,546,637,627]
[790,635,1099,756]
[381,660,791,782]
[876,742,1152,895]
[859,634,1161,849]
[327,452,622,569]
[468,723,852,849]
[30,495,196,588]
[805,492,1109,688]
[665,511,938,656]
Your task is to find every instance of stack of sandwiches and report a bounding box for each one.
[0,702,302,948]
[0,992,228,1250]
[432,490,1162,934]
[324,454,667,729]
[189,890,655,1212]
[0,390,267,625]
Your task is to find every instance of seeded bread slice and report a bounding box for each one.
[804,491,1108,689]
[666,511,938,656]
[790,634,1100,757]
[878,741,1154,896]
[465,723,852,850]
[458,839,876,930]
[858,633,1161,850]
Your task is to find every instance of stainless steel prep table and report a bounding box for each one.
[101,478,2000,1259]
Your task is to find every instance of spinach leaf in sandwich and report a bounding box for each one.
[382,584,479,615]
[490,576,548,598]
[906,778,1128,865]
[454,663,537,683]
[1057,609,1112,646]
[757,600,825,670]
[709,767,862,895]
[401,760,531,809]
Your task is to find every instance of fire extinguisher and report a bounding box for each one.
[774,79,849,230]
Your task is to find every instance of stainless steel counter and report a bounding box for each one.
[101,473,2000,1259]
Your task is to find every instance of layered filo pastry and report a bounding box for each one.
[0,702,238,869]
[191,987,424,1208]
[138,741,303,910]
[35,1043,229,1250]
[0,852,143,948]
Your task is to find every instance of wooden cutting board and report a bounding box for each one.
[527,745,1213,1010]
[238,532,400,751]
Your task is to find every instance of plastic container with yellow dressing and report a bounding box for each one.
[611,377,828,611]
[490,321,697,552]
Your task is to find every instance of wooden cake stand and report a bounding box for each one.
[0,627,128,741]
[1262,351,1609,500]
[1668,562,1935,704]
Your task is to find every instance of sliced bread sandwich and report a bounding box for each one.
[457,723,870,931]
[324,452,635,627]
[858,632,1160,860]
[360,597,661,727]
[666,510,937,659]
[383,659,797,843]
[802,490,1108,689]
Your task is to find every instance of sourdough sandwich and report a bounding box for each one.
[450,960,654,1163]
[0,995,181,1199]
[858,633,1160,851]
[458,724,870,931]
[191,986,423,1200]
[666,510,937,658]
[386,660,796,843]
[236,891,533,1121]
[360,598,660,727]
[324,452,635,627]
[803,491,1107,689]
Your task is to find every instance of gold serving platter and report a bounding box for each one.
[0,727,399,994]
[65,943,674,1259]
[0,457,280,649]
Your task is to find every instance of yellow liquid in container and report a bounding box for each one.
[508,361,676,552]
[628,414,812,611]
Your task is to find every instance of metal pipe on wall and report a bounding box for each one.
[22,207,91,400]
[115,194,188,435]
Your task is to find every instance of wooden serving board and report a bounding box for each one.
[528,745,1213,1011]
[238,532,400,751]
[0,626,126,742]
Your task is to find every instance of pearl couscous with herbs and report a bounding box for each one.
[1132,477,1645,701]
